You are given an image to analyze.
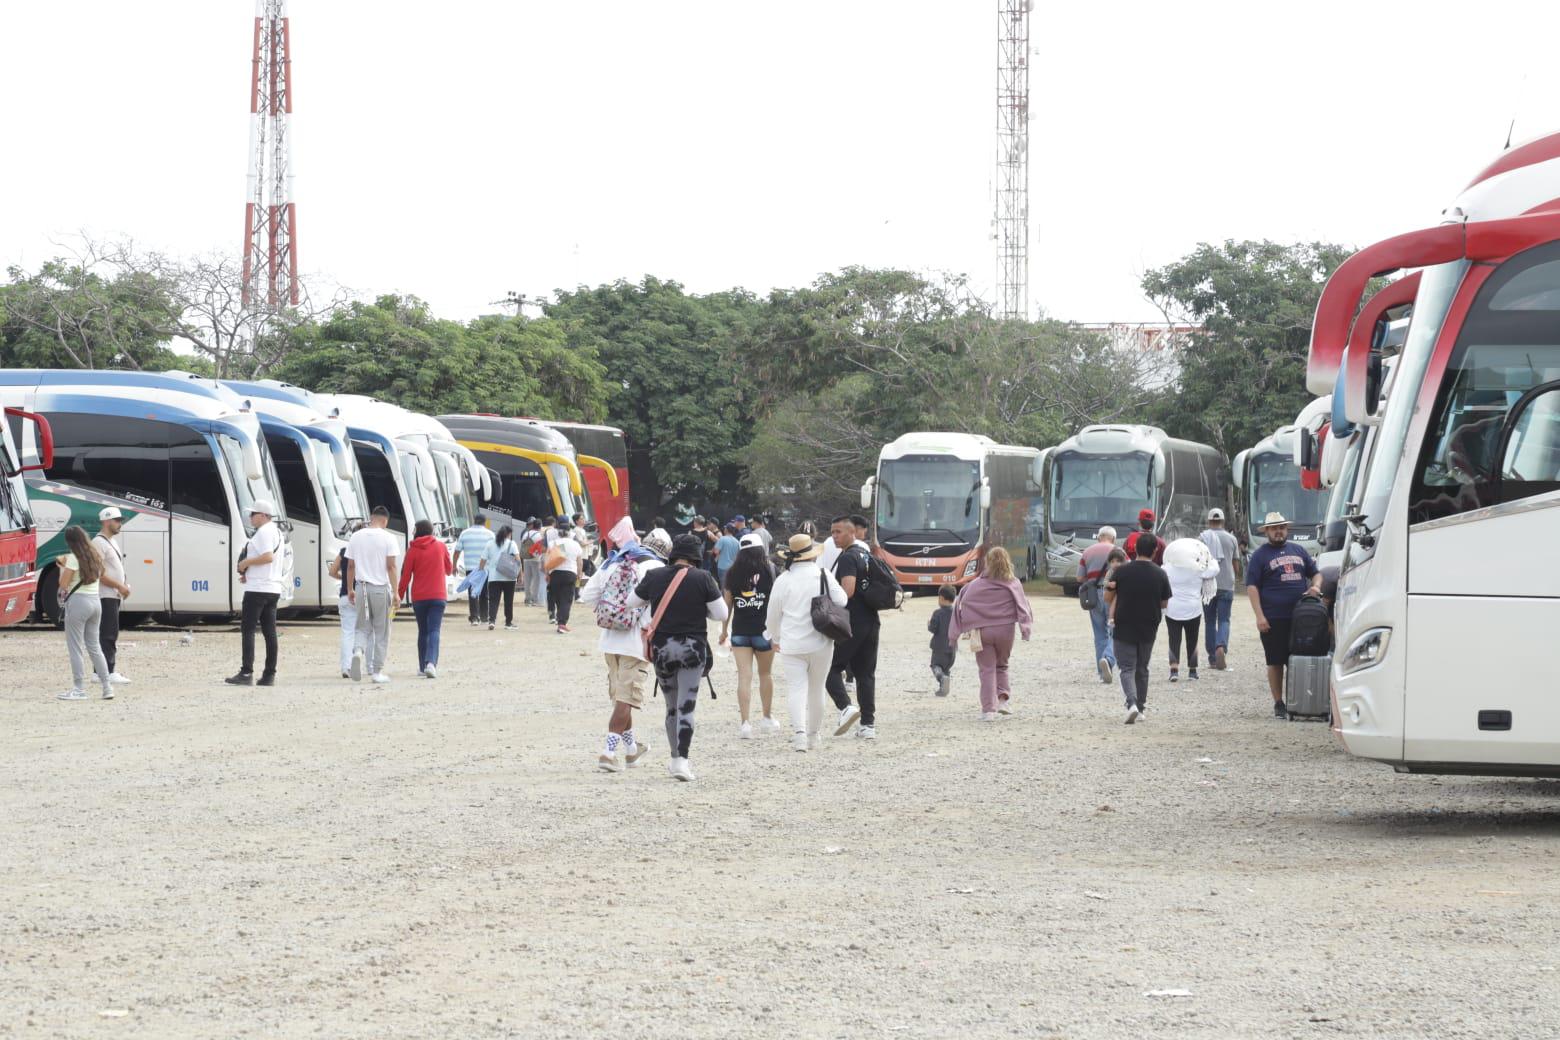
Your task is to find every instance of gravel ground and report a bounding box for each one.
[2,590,1558,1039]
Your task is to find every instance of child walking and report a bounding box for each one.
[928,583,958,697]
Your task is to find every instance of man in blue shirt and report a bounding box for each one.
[714,524,741,585]
[453,517,497,626]
[1245,511,1322,718]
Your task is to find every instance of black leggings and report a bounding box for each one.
[548,570,576,626]
[485,580,515,625]
[1166,616,1201,669]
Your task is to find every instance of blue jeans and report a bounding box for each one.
[413,599,446,670]
[1090,597,1115,666]
[1203,589,1233,656]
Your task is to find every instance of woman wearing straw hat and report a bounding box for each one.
[1245,511,1322,719]
[764,533,848,751]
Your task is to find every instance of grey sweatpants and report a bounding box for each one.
[522,558,544,605]
[653,635,708,759]
[65,595,112,695]
[354,583,392,675]
[1113,634,1156,711]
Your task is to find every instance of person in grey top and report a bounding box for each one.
[1199,508,1240,670]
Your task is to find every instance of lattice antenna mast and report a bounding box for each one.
[995,0,1031,320]
[242,0,298,308]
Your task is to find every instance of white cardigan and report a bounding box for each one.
[764,560,847,655]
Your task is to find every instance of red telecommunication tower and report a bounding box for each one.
[242,0,298,308]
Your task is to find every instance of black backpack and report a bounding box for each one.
[1288,594,1332,656]
[844,546,902,612]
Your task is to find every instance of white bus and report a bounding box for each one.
[1232,425,1329,556]
[0,370,294,623]
[858,432,1043,591]
[1041,424,1227,592]
[1309,130,1560,776]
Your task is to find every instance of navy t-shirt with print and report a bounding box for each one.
[726,567,774,637]
[1246,541,1318,621]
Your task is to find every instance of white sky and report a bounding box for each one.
[3,1,1558,324]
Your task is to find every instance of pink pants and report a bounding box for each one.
[974,625,1016,712]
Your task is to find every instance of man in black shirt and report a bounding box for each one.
[1105,532,1171,725]
[824,515,877,739]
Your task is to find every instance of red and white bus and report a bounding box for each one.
[0,407,52,626]
[540,421,630,534]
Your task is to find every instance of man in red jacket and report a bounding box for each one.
[397,518,454,679]
[1122,508,1164,566]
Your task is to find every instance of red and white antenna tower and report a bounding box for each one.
[242,0,298,308]
[995,0,1031,320]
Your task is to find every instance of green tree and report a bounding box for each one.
[1141,239,1353,455]
[1,260,187,370]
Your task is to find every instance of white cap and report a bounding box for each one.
[98,506,123,522]
[739,532,765,549]
[1207,508,1225,521]
[249,499,277,517]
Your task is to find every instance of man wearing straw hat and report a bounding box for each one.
[1245,511,1322,719]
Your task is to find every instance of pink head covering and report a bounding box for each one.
[607,515,638,550]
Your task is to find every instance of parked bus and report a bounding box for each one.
[1308,130,1560,776]
[541,421,629,533]
[224,381,370,612]
[0,405,52,626]
[1041,424,1227,592]
[439,415,590,528]
[1232,425,1328,556]
[0,371,294,623]
[858,432,1042,592]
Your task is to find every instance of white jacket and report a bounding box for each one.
[764,560,847,655]
[579,556,664,660]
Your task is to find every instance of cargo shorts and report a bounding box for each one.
[604,652,652,708]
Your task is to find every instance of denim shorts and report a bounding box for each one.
[729,633,773,651]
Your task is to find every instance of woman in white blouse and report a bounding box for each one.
[764,533,848,752]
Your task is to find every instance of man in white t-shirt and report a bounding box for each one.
[92,507,133,686]
[226,499,285,688]
[346,506,402,684]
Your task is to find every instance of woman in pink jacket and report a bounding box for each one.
[948,547,1033,720]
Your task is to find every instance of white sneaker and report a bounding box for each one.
[758,717,783,736]
[1098,658,1114,683]
[102,687,115,700]
[108,672,131,685]
[371,673,390,684]
[834,704,861,736]
[981,711,998,722]
[1125,705,1141,725]
[738,721,754,740]
[856,725,876,741]
[997,699,1014,715]
[349,649,364,682]
[791,732,808,752]
[424,664,437,679]
[807,734,822,751]
[669,757,695,782]
[57,689,88,701]
[597,751,624,773]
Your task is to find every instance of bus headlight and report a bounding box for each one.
[963,559,978,578]
[1339,627,1390,675]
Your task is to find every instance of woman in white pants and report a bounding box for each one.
[765,533,848,752]
[328,546,357,678]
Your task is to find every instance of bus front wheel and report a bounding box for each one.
[35,568,63,628]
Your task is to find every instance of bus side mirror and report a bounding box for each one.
[1152,451,1166,488]
[5,408,53,471]
[1231,449,1247,491]
[860,478,874,510]
[1031,455,1045,485]
[979,483,992,510]
[1323,518,1348,553]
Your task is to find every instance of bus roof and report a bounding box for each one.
[0,370,261,428]
[879,431,1038,462]
[539,420,627,466]
[439,414,577,457]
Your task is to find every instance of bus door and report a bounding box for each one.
[1402,244,1560,766]
[169,432,234,613]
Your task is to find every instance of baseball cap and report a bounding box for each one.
[739,532,764,549]
[1138,508,1156,524]
[250,499,276,516]
[98,506,123,522]
[1207,507,1225,521]
[732,514,746,523]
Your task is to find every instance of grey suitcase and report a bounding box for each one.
[1285,654,1332,720]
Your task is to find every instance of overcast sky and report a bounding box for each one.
[3,1,1557,324]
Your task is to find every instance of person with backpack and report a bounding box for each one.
[764,533,848,751]
[1105,532,1171,724]
[1245,512,1322,719]
[484,524,522,630]
[1075,526,1118,684]
[397,518,454,678]
[949,547,1034,720]
[520,518,545,608]
[579,517,668,774]
[629,534,729,781]
[823,514,893,741]
[55,525,114,701]
[718,533,779,740]
[1198,508,1240,669]
[226,499,285,689]
[1122,509,1165,565]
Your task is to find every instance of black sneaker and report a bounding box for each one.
[1169,669,1179,683]
[224,673,254,687]
[1273,701,1288,719]
[1188,668,1199,681]
[257,674,275,687]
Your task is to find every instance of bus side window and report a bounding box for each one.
[169,433,229,525]
[46,413,171,509]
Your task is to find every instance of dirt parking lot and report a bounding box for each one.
[2,589,1557,1039]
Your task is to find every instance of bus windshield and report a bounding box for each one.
[313,440,367,537]
[875,456,982,544]
[435,452,475,530]
[1049,450,1153,531]
[399,453,437,526]
[1249,453,1327,534]
[549,462,585,522]
[218,433,284,535]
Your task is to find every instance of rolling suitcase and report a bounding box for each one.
[1285,653,1332,720]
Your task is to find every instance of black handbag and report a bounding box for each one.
[810,570,852,642]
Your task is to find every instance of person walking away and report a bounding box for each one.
[1163,537,1219,682]
[328,524,361,678]
[764,534,847,751]
[1076,526,1118,684]
[1199,508,1240,669]
[521,518,545,607]
[630,534,728,780]
[749,516,773,554]
[703,519,722,576]
[55,525,113,701]
[1105,533,1170,724]
[927,583,958,697]
[1245,512,1322,719]
[346,506,401,684]
[1122,509,1165,565]
[713,524,741,587]
[949,548,1033,720]
[545,518,584,633]
[579,518,667,772]
[824,515,884,739]
[485,524,522,630]
[453,516,496,626]
[398,519,453,678]
[225,500,284,688]
[719,534,779,739]
[649,517,671,545]
[92,507,133,686]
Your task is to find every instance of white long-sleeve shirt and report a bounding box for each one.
[1166,561,1219,621]
[764,560,847,655]
[578,556,664,659]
